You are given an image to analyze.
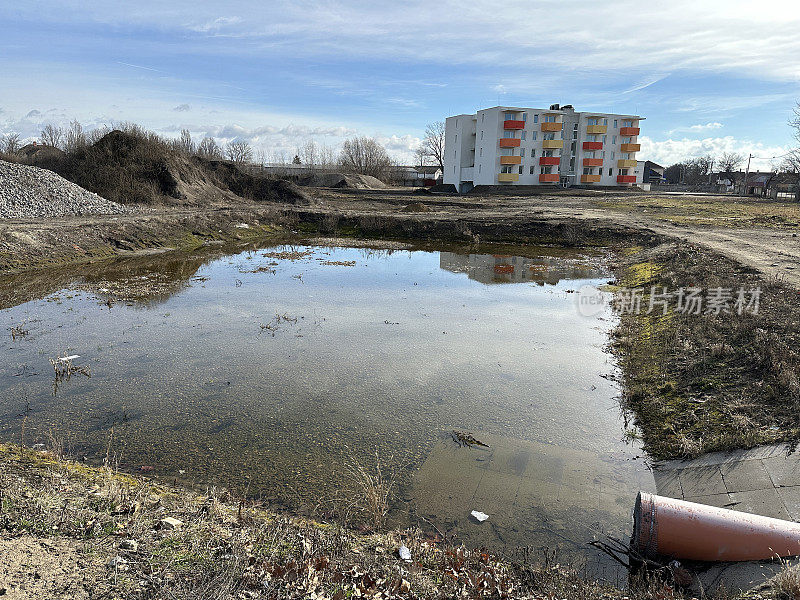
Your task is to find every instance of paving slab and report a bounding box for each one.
[678,465,728,496]
[763,455,800,488]
[720,459,774,493]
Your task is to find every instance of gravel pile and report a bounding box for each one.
[0,159,130,219]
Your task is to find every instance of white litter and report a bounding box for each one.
[235,223,250,229]
[59,355,80,362]
[398,544,412,562]
[471,510,489,522]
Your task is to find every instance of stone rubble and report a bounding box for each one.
[0,159,130,219]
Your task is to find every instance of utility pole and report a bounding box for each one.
[742,154,753,196]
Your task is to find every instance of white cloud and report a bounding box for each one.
[173,104,191,112]
[667,122,724,134]
[640,135,791,170]
[622,74,670,94]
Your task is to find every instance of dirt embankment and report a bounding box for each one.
[612,241,800,459]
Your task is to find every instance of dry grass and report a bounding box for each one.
[344,449,396,531]
[774,561,800,600]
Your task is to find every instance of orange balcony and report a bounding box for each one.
[581,174,601,183]
[499,138,520,148]
[539,156,560,166]
[541,122,562,132]
[503,120,525,129]
[617,159,637,168]
[498,173,519,183]
[583,158,603,167]
[617,175,637,184]
[583,141,603,150]
[500,156,521,165]
[620,127,640,136]
[621,143,640,152]
[539,174,559,183]
[542,140,563,149]
[586,125,607,134]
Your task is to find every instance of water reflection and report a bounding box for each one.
[0,241,653,575]
[440,252,601,285]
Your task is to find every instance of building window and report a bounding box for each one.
[481,114,485,123]
[603,118,608,125]
[522,112,527,122]
[603,135,607,143]
[531,148,536,157]
[532,131,537,140]
[573,129,578,140]
[479,165,481,173]
[609,168,613,176]
[571,142,576,154]
[614,119,618,128]
[453,166,456,173]
[518,166,523,174]
[504,112,515,120]
[530,166,535,175]
[503,131,514,138]
[544,115,556,123]
[480,131,484,140]
[570,157,575,171]
[521,131,527,140]
[454,150,457,157]
[479,148,483,157]
[611,151,615,159]
[602,151,606,158]
[533,114,539,123]
[455,134,457,143]
[612,135,616,144]
[583,167,591,175]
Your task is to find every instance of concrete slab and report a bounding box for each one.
[652,466,683,497]
[720,459,774,493]
[678,465,728,496]
[683,492,738,509]
[729,488,791,521]
[763,455,800,488]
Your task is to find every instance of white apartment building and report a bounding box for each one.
[444,104,644,192]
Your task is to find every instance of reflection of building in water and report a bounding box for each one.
[439,252,600,285]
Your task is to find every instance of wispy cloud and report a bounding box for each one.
[640,135,790,170]
[622,73,670,94]
[667,122,724,134]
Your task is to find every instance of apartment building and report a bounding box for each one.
[443,104,643,192]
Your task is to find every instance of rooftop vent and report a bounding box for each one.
[562,104,574,111]
[549,103,560,110]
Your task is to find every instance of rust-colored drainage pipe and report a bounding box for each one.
[632,492,800,562]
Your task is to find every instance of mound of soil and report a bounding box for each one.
[17,143,67,165]
[429,183,457,194]
[20,130,311,207]
[298,172,386,189]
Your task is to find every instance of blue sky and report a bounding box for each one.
[1,0,799,168]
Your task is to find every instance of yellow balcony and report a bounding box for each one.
[500,155,522,165]
[541,122,562,132]
[498,173,519,183]
[581,174,601,183]
[621,143,640,152]
[586,125,607,134]
[542,140,563,149]
[617,159,637,168]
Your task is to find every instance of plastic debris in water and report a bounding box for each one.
[59,355,80,361]
[398,544,412,561]
[471,510,489,522]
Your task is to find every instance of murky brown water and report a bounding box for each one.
[0,240,654,578]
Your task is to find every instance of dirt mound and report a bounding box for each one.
[0,160,129,219]
[429,183,457,194]
[400,202,431,212]
[24,130,310,207]
[298,172,386,189]
[17,143,66,165]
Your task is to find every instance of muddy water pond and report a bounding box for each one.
[0,240,654,576]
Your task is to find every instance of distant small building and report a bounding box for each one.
[388,165,443,187]
[642,161,665,184]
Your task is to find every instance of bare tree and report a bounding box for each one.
[781,149,800,201]
[2,133,21,154]
[790,102,800,143]
[176,129,195,155]
[225,139,253,164]
[40,124,64,148]
[88,126,111,144]
[422,121,445,172]
[339,136,393,180]
[719,152,744,175]
[414,145,428,168]
[197,137,223,160]
[64,120,87,153]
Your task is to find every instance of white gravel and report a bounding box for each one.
[0,159,130,219]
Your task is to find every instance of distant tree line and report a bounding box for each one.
[663,152,745,185]
[1,123,407,183]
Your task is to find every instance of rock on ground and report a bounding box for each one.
[0,159,130,219]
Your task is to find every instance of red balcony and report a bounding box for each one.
[617,175,636,184]
[620,127,640,136]
[503,120,525,130]
[539,156,560,166]
[499,138,520,148]
[583,141,603,150]
[539,174,559,183]
[583,158,603,167]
